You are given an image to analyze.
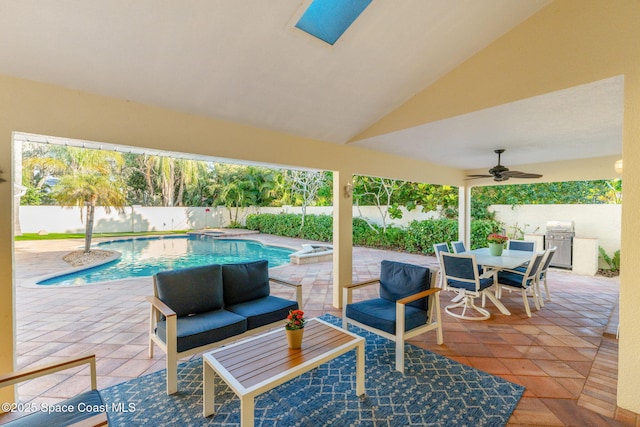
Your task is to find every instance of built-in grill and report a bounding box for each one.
[545,220,575,269]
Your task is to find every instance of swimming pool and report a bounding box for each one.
[37,236,294,286]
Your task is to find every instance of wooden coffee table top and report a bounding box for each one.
[205,318,362,391]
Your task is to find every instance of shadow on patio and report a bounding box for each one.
[7,234,635,426]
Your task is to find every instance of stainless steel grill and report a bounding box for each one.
[545,220,575,268]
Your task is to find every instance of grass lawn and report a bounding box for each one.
[15,230,189,241]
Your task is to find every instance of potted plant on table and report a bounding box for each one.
[285,309,306,349]
[487,233,509,256]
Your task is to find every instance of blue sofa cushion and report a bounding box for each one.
[6,389,106,427]
[222,260,270,306]
[155,264,224,317]
[226,296,298,330]
[446,277,494,292]
[346,298,428,335]
[379,260,431,311]
[156,309,246,353]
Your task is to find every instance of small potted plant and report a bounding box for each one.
[487,233,508,256]
[285,309,305,349]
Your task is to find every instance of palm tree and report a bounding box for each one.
[209,164,267,225]
[51,147,127,253]
[52,174,127,253]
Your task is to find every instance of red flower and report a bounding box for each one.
[285,309,305,330]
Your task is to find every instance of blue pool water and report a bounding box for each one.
[37,236,294,286]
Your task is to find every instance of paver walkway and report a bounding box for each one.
[6,233,638,426]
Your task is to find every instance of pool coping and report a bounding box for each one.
[22,250,123,288]
[23,233,302,288]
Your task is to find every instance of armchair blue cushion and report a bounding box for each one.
[155,264,224,316]
[379,260,430,310]
[345,298,428,335]
[222,260,270,306]
[343,260,443,372]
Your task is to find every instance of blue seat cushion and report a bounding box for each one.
[226,296,298,330]
[222,260,270,306]
[447,277,494,292]
[497,271,532,289]
[513,265,543,279]
[6,389,106,427]
[379,260,431,311]
[155,264,224,316]
[346,298,428,335]
[156,309,246,353]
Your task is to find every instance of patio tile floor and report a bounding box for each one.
[3,234,638,426]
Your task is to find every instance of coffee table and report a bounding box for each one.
[202,317,365,426]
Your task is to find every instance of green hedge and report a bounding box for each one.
[245,213,501,255]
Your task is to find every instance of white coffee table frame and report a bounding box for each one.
[202,317,365,426]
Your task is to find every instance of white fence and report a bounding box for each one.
[18,203,621,255]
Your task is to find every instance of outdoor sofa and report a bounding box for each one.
[147,259,302,394]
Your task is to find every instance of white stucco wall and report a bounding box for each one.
[491,204,621,255]
[19,204,621,258]
[19,206,219,233]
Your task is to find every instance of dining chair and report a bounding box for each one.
[507,240,535,251]
[440,252,503,321]
[496,251,546,317]
[514,246,556,303]
[451,241,466,253]
[433,242,450,288]
[343,260,443,372]
[537,247,556,301]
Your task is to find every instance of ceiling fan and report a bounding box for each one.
[466,149,543,182]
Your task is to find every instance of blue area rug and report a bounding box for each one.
[101,314,524,426]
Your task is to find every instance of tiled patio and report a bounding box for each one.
[5,234,638,426]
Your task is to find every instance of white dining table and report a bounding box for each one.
[455,248,537,316]
[467,248,534,270]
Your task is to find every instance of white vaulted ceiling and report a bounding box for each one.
[0,0,622,170]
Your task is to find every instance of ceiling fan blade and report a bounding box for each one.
[465,174,493,180]
[502,171,543,179]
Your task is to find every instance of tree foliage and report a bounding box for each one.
[472,180,622,205]
[49,147,127,252]
[285,170,328,231]
[21,143,621,220]
[352,176,459,232]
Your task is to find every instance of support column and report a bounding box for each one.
[618,69,640,413]
[0,133,15,406]
[332,171,353,309]
[458,186,472,248]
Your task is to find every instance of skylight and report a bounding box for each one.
[295,0,372,45]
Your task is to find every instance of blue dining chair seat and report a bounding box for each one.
[497,271,534,289]
[446,277,494,292]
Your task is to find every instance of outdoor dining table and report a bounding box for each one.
[467,248,534,270]
[455,248,536,316]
